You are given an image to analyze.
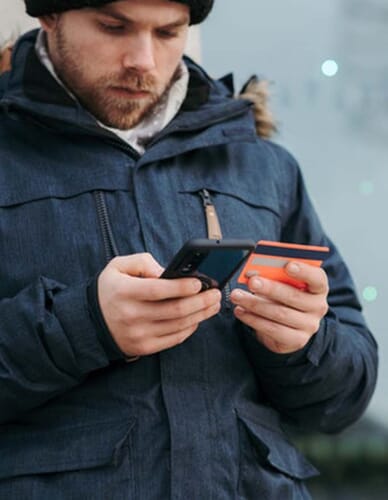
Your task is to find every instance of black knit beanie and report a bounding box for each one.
[24,0,214,25]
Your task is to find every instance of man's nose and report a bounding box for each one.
[122,34,156,73]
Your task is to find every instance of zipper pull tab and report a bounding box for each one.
[198,189,223,240]
[198,189,232,309]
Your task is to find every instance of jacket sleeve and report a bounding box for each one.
[240,146,378,433]
[0,276,123,424]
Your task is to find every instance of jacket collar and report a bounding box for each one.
[1,29,252,143]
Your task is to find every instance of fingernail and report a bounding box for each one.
[288,262,300,274]
[192,279,202,292]
[245,270,259,278]
[234,306,244,316]
[251,278,262,291]
[232,290,244,301]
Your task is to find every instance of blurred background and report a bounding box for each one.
[1,0,387,498]
[202,1,388,498]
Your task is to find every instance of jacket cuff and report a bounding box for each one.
[52,281,116,375]
[239,321,325,368]
[86,275,127,361]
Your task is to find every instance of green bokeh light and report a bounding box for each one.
[359,181,375,196]
[363,286,378,303]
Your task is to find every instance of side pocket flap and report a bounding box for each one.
[236,406,318,480]
[0,418,135,480]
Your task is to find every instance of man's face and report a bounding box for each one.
[41,0,190,129]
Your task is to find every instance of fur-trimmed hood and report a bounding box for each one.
[238,75,276,139]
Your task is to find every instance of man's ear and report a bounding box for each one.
[38,14,60,33]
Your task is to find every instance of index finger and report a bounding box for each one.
[285,261,329,295]
[125,275,203,302]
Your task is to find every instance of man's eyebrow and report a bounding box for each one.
[96,6,189,27]
[157,17,190,29]
[96,6,134,23]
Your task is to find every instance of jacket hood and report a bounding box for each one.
[0,30,253,139]
[1,30,276,138]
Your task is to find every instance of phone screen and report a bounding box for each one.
[196,248,251,286]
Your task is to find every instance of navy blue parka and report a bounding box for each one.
[0,30,378,499]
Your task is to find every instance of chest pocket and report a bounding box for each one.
[0,185,134,299]
[177,183,282,244]
[0,141,135,297]
[0,192,106,297]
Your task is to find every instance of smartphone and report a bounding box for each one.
[161,238,256,290]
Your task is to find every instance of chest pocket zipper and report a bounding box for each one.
[94,191,120,263]
[198,189,232,307]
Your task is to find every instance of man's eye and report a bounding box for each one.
[157,30,179,39]
[100,23,125,33]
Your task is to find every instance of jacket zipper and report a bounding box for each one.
[198,189,232,308]
[94,191,140,363]
[94,191,119,263]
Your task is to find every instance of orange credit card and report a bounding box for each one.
[237,240,330,290]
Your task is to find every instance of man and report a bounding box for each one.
[0,1,377,498]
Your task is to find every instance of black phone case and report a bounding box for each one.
[161,238,255,290]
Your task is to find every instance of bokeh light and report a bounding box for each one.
[359,180,375,196]
[363,286,378,303]
[321,59,339,77]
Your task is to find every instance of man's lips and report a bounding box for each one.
[110,86,151,98]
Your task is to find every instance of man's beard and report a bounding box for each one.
[53,26,176,130]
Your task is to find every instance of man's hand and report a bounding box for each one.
[98,254,222,357]
[230,261,329,354]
